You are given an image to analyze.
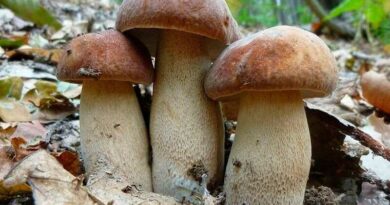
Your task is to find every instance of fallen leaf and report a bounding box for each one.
[0,181,30,201]
[54,151,82,176]
[0,99,32,122]
[0,126,16,139]
[0,146,14,180]
[34,94,76,122]
[0,146,31,201]
[22,88,40,106]
[0,63,57,80]
[10,121,46,140]
[62,85,82,99]
[0,122,17,130]
[0,38,23,49]
[23,80,58,107]
[0,77,23,100]
[2,150,190,205]
[35,80,57,95]
[10,137,30,161]
[6,47,62,64]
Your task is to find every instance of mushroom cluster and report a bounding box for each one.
[56,1,338,204]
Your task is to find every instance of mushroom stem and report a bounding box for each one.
[80,80,152,191]
[151,30,224,197]
[225,91,311,204]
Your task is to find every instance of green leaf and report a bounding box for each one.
[34,80,57,96]
[226,0,243,17]
[365,2,386,28]
[111,0,123,4]
[0,0,62,30]
[0,77,23,100]
[325,0,364,20]
[0,38,23,49]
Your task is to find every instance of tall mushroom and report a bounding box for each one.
[57,30,153,191]
[205,26,338,204]
[116,0,241,197]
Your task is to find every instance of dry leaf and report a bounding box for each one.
[33,94,76,122]
[3,150,188,205]
[0,77,23,100]
[0,99,32,122]
[0,181,30,201]
[0,146,14,180]
[3,150,97,205]
[0,146,30,201]
[0,126,16,139]
[10,121,46,140]
[5,47,62,64]
[54,151,82,176]
[62,85,82,99]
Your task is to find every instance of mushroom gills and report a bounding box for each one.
[225,90,311,205]
[80,80,152,191]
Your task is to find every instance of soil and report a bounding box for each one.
[304,186,338,205]
[187,160,208,184]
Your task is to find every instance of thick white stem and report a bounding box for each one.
[225,91,311,205]
[151,30,224,198]
[80,80,152,191]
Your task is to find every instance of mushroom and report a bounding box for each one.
[361,70,390,123]
[116,0,241,197]
[57,30,153,191]
[204,26,338,204]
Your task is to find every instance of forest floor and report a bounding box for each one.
[0,1,389,205]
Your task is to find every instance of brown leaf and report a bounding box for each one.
[0,126,16,139]
[34,94,76,122]
[0,146,30,201]
[6,47,62,64]
[10,137,30,161]
[55,151,82,176]
[0,146,14,180]
[3,150,189,205]
[10,136,45,162]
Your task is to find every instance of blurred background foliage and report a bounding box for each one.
[0,0,61,30]
[227,0,390,44]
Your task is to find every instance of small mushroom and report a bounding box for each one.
[57,30,153,191]
[204,26,338,204]
[116,0,241,197]
[361,71,390,123]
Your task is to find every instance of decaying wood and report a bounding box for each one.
[306,103,390,161]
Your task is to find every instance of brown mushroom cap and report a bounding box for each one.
[361,71,390,114]
[115,0,241,45]
[204,26,338,100]
[57,30,153,84]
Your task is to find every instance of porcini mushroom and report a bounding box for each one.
[116,0,241,197]
[361,70,390,123]
[204,26,338,204]
[57,30,153,191]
